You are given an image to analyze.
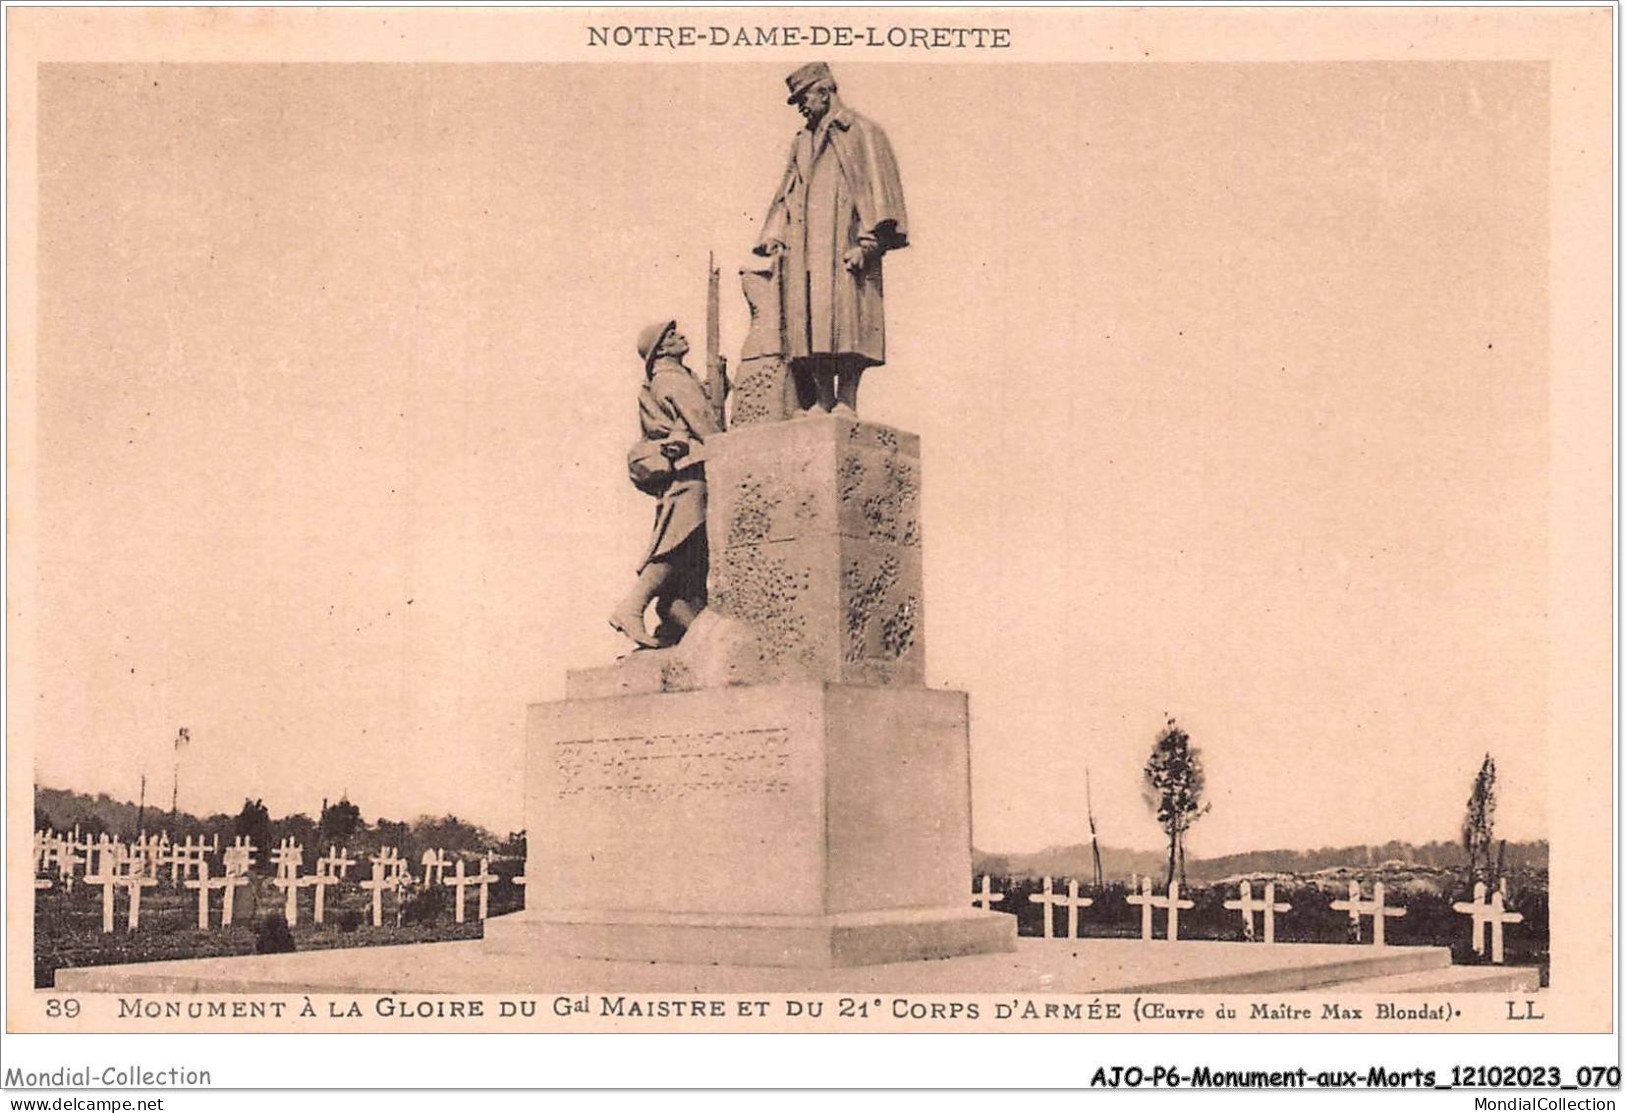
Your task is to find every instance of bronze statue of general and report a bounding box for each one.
[755,62,908,417]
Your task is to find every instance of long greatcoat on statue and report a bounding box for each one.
[756,104,908,368]
[637,358,721,572]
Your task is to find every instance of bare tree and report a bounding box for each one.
[1142,718,1210,886]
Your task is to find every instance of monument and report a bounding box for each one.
[499,63,1016,968]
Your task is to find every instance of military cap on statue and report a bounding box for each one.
[636,319,677,374]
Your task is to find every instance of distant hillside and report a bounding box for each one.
[33,785,215,836]
[33,785,515,858]
[975,839,1548,882]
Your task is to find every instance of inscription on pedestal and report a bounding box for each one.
[553,728,793,800]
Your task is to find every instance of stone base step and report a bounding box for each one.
[1113,944,1452,994]
[488,906,1018,969]
[1330,963,1542,994]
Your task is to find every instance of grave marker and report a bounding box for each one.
[272,869,312,926]
[184,860,249,930]
[421,848,450,887]
[1223,881,1293,944]
[1330,880,1406,945]
[115,874,160,931]
[306,869,340,924]
[1452,882,1525,963]
[361,854,406,928]
[168,836,208,885]
[317,845,356,880]
[1028,877,1093,939]
[1125,878,1195,941]
[55,837,85,893]
[443,857,498,923]
[85,859,121,934]
[271,838,305,878]
[91,835,126,878]
[223,839,258,878]
[970,875,1004,911]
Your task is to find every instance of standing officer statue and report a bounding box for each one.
[755,62,908,417]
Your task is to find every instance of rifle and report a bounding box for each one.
[706,252,728,431]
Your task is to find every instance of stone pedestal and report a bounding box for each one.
[512,682,1010,966]
[519,416,1013,966]
[709,416,924,687]
[565,415,927,698]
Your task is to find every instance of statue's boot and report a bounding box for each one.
[609,569,665,649]
[608,607,661,649]
[813,367,839,414]
[834,365,863,416]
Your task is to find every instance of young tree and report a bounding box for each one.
[1462,753,1497,886]
[1142,718,1210,886]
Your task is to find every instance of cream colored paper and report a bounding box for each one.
[6,6,1612,1035]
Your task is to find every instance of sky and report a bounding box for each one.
[26,60,1550,856]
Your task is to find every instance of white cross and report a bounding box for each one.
[115,874,160,931]
[271,838,305,879]
[165,836,184,885]
[91,835,126,879]
[85,859,122,934]
[55,837,85,892]
[421,848,450,887]
[1125,878,1195,941]
[1452,881,1524,963]
[184,860,248,930]
[443,857,498,923]
[224,837,259,877]
[34,877,53,892]
[128,833,158,878]
[1223,880,1293,944]
[33,829,52,871]
[971,874,1005,911]
[361,861,394,927]
[183,860,215,930]
[1330,880,1406,945]
[1028,877,1094,939]
[361,856,403,927]
[37,829,61,873]
[272,867,314,926]
[305,870,340,924]
[371,846,408,881]
[148,833,172,878]
[317,845,356,880]
[168,836,207,885]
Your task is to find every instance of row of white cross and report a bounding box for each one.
[973,876,1524,962]
[42,834,522,936]
[34,830,223,890]
[34,830,510,891]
